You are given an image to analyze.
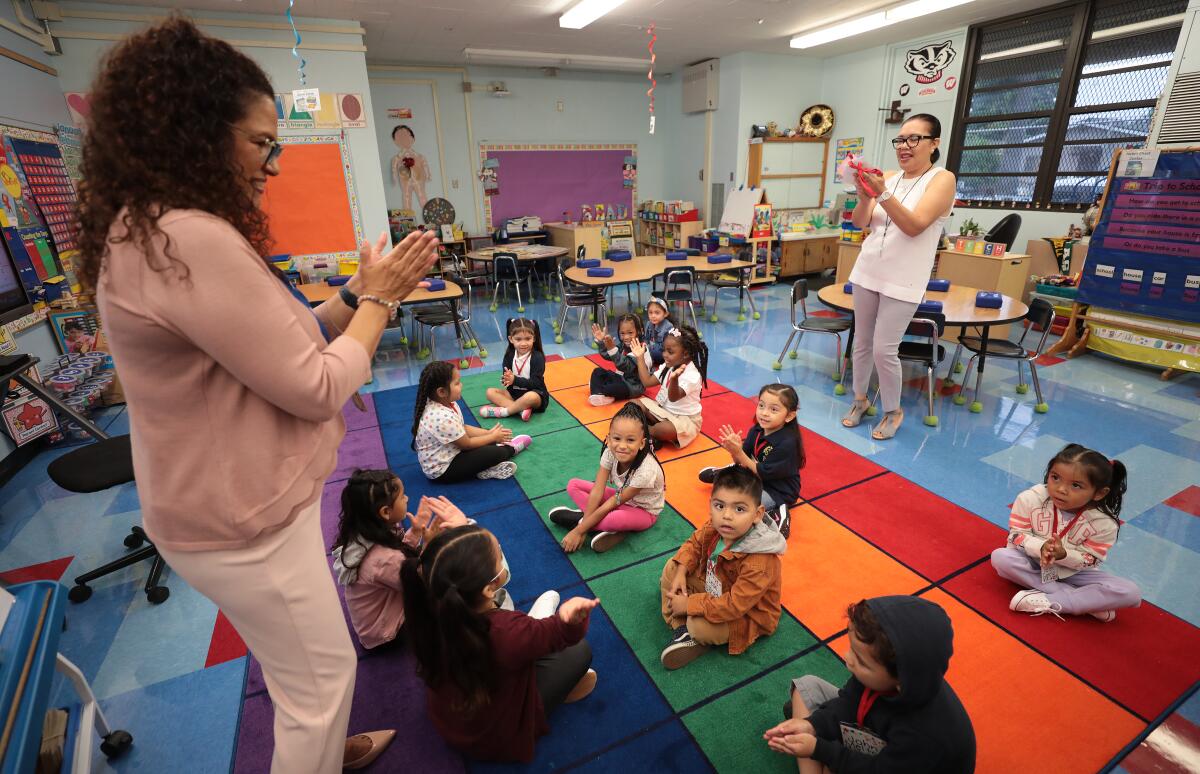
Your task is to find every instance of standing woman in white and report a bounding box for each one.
[841,114,957,440]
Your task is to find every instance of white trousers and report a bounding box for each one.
[851,287,919,413]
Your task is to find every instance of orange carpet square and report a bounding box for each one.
[544,357,600,391]
[661,448,732,526]
[553,384,629,425]
[782,506,928,639]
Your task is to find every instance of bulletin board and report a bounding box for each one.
[260,134,364,265]
[479,144,636,230]
[1077,148,1200,323]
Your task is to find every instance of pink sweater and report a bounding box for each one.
[96,210,371,551]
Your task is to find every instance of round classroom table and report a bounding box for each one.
[565,253,760,321]
[298,281,470,358]
[464,245,569,263]
[816,283,1029,406]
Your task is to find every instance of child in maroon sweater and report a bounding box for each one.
[401,524,601,762]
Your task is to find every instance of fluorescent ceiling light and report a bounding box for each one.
[791,0,975,49]
[978,40,1063,61]
[1091,14,1185,41]
[560,0,629,29]
[464,47,649,72]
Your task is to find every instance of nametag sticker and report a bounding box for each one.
[1041,564,1059,584]
[1122,268,1144,283]
[1152,271,1167,285]
[1186,275,1200,290]
[839,723,886,756]
[292,88,320,112]
[1095,265,1115,279]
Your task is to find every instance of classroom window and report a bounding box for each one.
[948,0,1187,210]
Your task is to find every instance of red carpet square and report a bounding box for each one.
[1164,485,1200,518]
[799,428,886,500]
[586,353,616,371]
[816,473,1004,580]
[696,391,757,441]
[944,562,1200,721]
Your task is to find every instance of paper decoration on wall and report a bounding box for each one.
[292,88,320,112]
[282,94,314,129]
[311,93,342,129]
[0,124,68,307]
[387,108,412,120]
[480,157,499,197]
[63,92,90,129]
[338,94,367,128]
[623,155,637,189]
[646,23,657,135]
[274,94,286,130]
[389,123,431,211]
[835,137,864,164]
[9,136,80,254]
[898,39,962,102]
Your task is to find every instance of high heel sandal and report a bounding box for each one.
[871,409,904,441]
[841,398,871,428]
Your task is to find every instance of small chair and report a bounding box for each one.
[954,298,1055,414]
[553,255,607,345]
[983,213,1022,252]
[702,248,759,323]
[868,313,946,427]
[651,267,702,331]
[47,434,171,604]
[412,273,484,365]
[448,250,490,299]
[773,279,852,387]
[489,252,534,313]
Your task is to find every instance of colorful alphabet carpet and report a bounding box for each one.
[231,356,1200,772]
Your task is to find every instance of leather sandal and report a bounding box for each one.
[871,410,904,441]
[841,398,871,428]
[344,730,396,770]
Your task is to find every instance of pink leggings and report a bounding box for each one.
[566,478,657,533]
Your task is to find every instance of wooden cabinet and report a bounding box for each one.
[637,217,704,255]
[780,236,839,277]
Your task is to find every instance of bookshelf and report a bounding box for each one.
[636,216,704,255]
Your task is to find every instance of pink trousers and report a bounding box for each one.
[567,478,657,532]
[158,500,356,773]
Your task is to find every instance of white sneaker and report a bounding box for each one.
[1010,590,1064,619]
[588,394,615,406]
[1089,610,1117,623]
[477,461,517,479]
[528,590,561,619]
[495,588,516,611]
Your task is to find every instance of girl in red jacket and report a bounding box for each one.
[401,525,601,762]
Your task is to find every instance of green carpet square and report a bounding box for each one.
[459,370,498,408]
[531,491,696,579]
[512,426,608,500]
[468,397,581,438]
[588,558,817,710]
[683,648,851,773]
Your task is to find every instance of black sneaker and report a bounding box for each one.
[549,506,584,528]
[661,625,710,670]
[766,503,791,539]
[698,466,719,484]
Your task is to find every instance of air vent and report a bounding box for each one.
[1157,71,1200,143]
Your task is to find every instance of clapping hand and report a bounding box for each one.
[490,422,513,443]
[719,424,742,454]
[628,338,647,358]
[558,596,600,624]
[424,496,468,528]
[353,229,439,301]
[763,719,818,758]
[501,368,515,387]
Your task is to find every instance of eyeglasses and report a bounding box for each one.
[891,135,935,149]
[230,125,284,165]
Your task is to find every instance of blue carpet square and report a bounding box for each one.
[570,717,710,774]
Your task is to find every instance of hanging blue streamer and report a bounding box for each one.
[286,0,307,85]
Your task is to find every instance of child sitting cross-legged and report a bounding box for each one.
[629,324,708,450]
[765,596,976,773]
[549,402,665,554]
[658,465,786,670]
[587,314,653,406]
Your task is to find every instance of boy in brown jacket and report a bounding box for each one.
[659,465,786,669]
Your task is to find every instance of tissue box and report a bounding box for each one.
[666,251,688,260]
[325,275,350,286]
[587,267,615,277]
[605,250,632,261]
[707,253,733,264]
[843,283,854,294]
[577,258,601,268]
[917,300,943,314]
[975,291,1002,308]
[927,279,950,292]
[424,278,447,291]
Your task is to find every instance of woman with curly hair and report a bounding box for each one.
[78,18,437,772]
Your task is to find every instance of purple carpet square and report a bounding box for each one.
[343,393,379,432]
[331,427,388,484]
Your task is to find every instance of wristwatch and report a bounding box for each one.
[876,189,893,203]
[339,285,359,309]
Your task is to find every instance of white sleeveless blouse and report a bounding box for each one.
[849,167,949,304]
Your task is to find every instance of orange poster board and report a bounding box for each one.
[260,137,362,259]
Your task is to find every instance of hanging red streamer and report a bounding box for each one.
[646,23,656,133]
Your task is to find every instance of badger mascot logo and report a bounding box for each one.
[905,40,956,84]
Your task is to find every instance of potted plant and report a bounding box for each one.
[958,218,980,237]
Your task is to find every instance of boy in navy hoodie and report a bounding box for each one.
[765,595,975,773]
